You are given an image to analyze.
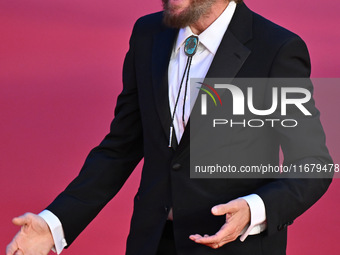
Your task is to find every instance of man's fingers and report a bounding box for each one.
[190,233,217,246]
[6,245,14,255]
[189,234,202,241]
[14,249,24,255]
[195,234,219,243]
[190,225,226,244]
[189,223,238,249]
[6,241,19,255]
[190,232,235,249]
[190,233,225,249]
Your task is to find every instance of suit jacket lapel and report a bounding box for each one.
[152,27,179,148]
[204,1,253,79]
[205,30,251,80]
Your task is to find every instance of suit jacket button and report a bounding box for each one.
[277,224,284,231]
[172,163,181,170]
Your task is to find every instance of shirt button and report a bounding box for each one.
[172,163,181,170]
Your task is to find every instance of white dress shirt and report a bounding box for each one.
[167,0,266,241]
[40,1,266,253]
[168,0,237,142]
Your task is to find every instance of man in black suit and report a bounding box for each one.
[7,0,332,255]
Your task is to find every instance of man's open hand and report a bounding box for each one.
[6,213,54,255]
[189,198,250,249]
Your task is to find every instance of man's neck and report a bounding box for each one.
[190,0,230,35]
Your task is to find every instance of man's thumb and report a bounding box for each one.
[212,199,241,216]
[12,213,32,226]
[212,203,232,216]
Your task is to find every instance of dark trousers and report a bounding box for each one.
[156,221,177,255]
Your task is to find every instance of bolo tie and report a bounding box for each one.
[169,35,199,148]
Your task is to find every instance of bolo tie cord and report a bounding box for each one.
[169,35,198,148]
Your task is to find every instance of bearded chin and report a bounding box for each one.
[162,0,216,28]
[163,7,201,28]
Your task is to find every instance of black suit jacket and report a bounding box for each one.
[46,3,332,255]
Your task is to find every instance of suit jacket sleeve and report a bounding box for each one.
[255,36,333,235]
[45,20,144,247]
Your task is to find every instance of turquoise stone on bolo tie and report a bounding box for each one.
[184,35,199,56]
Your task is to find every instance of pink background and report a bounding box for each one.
[1,0,339,254]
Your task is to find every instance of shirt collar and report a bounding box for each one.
[175,0,237,55]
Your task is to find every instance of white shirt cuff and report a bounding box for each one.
[39,210,67,254]
[239,194,267,242]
